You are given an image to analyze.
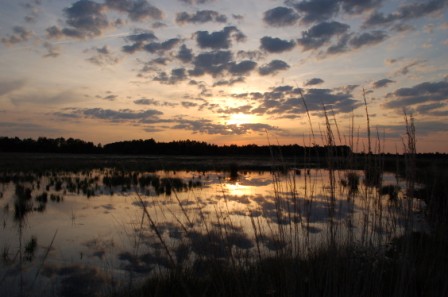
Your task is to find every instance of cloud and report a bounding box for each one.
[22,1,42,23]
[102,94,118,101]
[372,78,395,88]
[339,0,384,14]
[134,98,158,105]
[326,33,351,54]
[228,60,257,75]
[305,78,324,86]
[181,101,198,108]
[297,21,350,50]
[105,0,163,22]
[87,45,120,65]
[0,80,26,96]
[415,102,447,115]
[364,0,447,27]
[143,38,180,54]
[393,60,424,76]
[384,80,448,111]
[176,44,193,63]
[0,122,63,134]
[71,108,164,122]
[122,31,158,53]
[9,90,84,106]
[299,88,362,113]
[154,68,188,84]
[246,86,361,117]
[176,10,227,24]
[63,0,109,38]
[195,26,246,49]
[292,0,339,24]
[172,119,281,135]
[213,77,245,86]
[236,50,264,60]
[190,50,232,76]
[133,98,178,107]
[178,0,215,4]
[1,26,33,45]
[43,42,61,58]
[126,31,158,43]
[263,6,300,27]
[258,60,290,75]
[260,37,295,53]
[51,1,163,40]
[349,30,388,48]
[319,29,388,56]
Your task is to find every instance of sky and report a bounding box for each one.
[0,0,447,153]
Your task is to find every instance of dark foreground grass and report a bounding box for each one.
[113,232,447,297]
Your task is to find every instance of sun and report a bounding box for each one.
[227,113,255,126]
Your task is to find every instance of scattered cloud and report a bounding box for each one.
[305,78,324,86]
[190,50,232,76]
[176,44,194,63]
[263,6,300,27]
[134,98,158,105]
[1,26,33,45]
[228,60,257,75]
[86,45,120,65]
[364,0,447,27]
[292,0,339,24]
[231,85,361,117]
[297,21,350,51]
[0,121,63,134]
[178,0,215,4]
[372,78,395,88]
[195,26,246,49]
[0,80,26,96]
[133,98,177,107]
[213,77,245,86]
[105,0,163,22]
[71,107,164,122]
[172,119,281,135]
[122,30,158,53]
[42,42,61,58]
[154,68,188,84]
[143,38,181,54]
[393,60,424,76]
[176,10,227,24]
[258,60,290,76]
[349,30,388,48]
[260,36,295,53]
[339,0,384,15]
[62,0,109,38]
[384,80,448,113]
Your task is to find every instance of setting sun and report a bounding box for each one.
[227,113,256,126]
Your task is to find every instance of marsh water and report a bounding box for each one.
[0,160,427,297]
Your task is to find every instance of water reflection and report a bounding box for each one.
[0,168,426,296]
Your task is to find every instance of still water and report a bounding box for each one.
[0,167,426,296]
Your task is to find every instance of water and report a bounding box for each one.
[0,167,426,296]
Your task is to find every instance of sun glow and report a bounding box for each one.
[227,113,255,126]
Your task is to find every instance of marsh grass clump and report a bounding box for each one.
[14,184,33,221]
[24,236,37,262]
[229,163,239,181]
[379,184,400,201]
[341,172,360,193]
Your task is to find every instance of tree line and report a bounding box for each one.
[0,136,354,157]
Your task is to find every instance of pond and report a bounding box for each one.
[0,166,427,297]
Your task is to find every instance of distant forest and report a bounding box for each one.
[0,136,355,157]
[0,136,445,157]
